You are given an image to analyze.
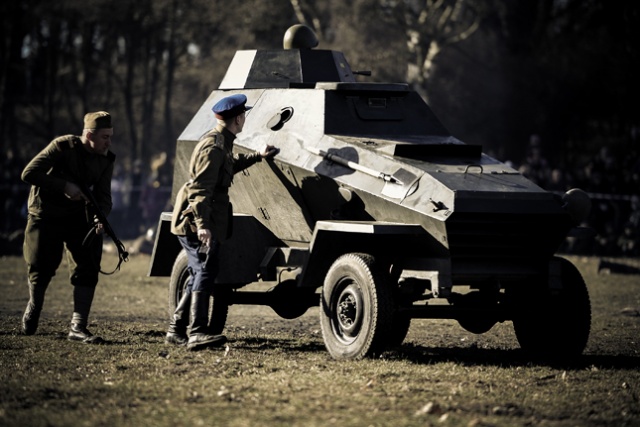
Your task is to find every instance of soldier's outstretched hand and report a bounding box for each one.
[259,144,280,159]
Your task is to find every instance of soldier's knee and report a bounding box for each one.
[27,271,54,288]
[70,272,99,288]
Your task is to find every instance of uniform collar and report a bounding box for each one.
[215,124,237,143]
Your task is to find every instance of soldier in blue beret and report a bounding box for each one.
[166,94,279,350]
[212,94,252,120]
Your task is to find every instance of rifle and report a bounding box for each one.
[79,182,129,275]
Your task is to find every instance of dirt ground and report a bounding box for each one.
[1,253,639,427]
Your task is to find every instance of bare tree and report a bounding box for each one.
[0,2,31,154]
[383,0,485,101]
[289,0,324,38]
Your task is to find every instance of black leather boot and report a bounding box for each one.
[186,291,227,351]
[67,286,104,344]
[165,291,191,345]
[22,281,47,335]
[68,321,104,344]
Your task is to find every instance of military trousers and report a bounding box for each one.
[23,214,102,289]
[177,234,220,293]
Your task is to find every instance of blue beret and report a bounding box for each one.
[212,94,252,120]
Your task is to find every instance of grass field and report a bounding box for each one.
[1,252,639,427]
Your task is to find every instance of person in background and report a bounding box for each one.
[166,94,278,351]
[20,111,116,343]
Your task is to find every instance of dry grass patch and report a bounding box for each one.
[1,254,638,426]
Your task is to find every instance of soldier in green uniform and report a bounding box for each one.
[166,94,278,351]
[21,111,115,343]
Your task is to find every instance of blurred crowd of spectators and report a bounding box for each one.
[511,135,640,257]
[2,135,639,257]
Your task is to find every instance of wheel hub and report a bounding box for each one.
[338,295,357,327]
[334,284,362,338]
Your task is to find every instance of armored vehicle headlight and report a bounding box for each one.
[562,188,592,225]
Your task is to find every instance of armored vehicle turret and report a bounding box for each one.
[149,25,592,360]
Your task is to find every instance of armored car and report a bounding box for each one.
[149,25,592,360]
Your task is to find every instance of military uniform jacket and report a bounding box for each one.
[171,124,262,239]
[21,135,115,219]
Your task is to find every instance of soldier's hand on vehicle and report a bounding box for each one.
[64,182,88,201]
[259,144,279,159]
[197,228,212,247]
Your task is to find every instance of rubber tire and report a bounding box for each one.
[320,253,394,360]
[268,280,317,320]
[168,249,229,335]
[512,256,591,358]
[456,292,499,334]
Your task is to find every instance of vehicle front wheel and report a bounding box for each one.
[512,257,591,358]
[320,253,394,360]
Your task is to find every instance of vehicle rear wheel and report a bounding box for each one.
[458,316,496,335]
[268,279,318,319]
[455,291,499,334]
[512,257,591,358]
[168,249,229,334]
[320,253,394,360]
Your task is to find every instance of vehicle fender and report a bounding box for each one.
[298,220,436,288]
[148,213,283,285]
[148,212,182,277]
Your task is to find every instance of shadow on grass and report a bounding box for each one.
[4,315,637,370]
[385,343,640,370]
[204,335,640,370]
[230,336,326,354]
